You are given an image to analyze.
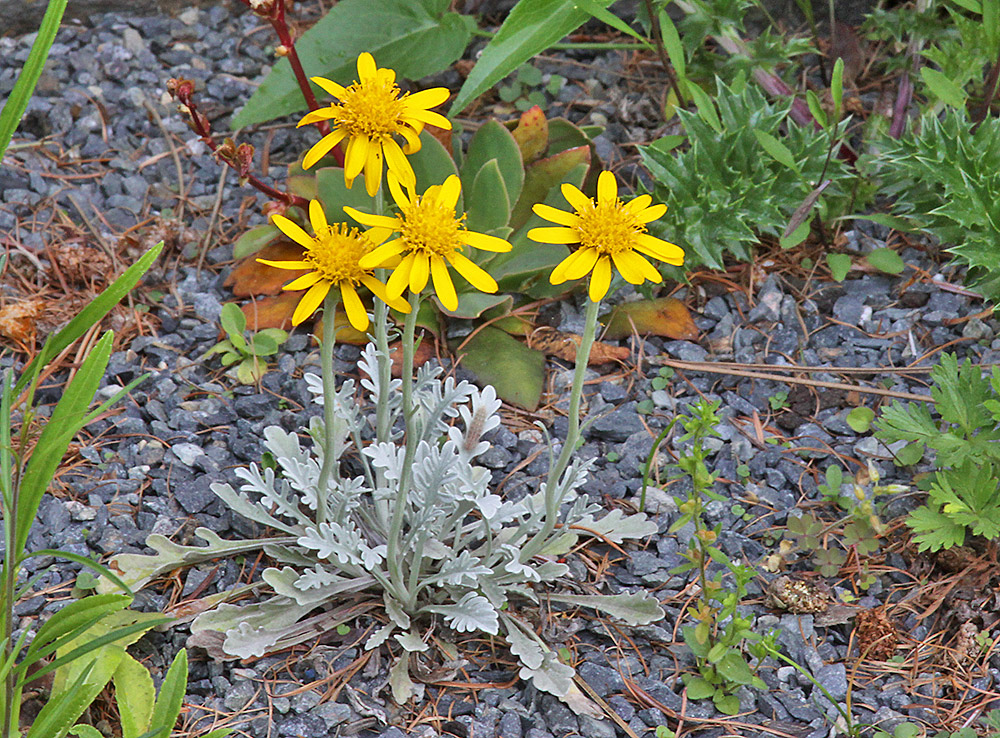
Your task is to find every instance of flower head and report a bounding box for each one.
[258,199,410,330]
[297,52,452,197]
[528,171,684,302]
[348,175,512,312]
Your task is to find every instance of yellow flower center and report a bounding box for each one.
[575,199,646,254]
[333,77,410,141]
[398,196,464,257]
[305,223,374,285]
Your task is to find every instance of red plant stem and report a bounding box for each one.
[889,72,913,140]
[176,86,308,209]
[972,47,1000,132]
[238,0,345,166]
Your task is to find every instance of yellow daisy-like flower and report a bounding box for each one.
[296,52,452,197]
[258,200,411,330]
[348,175,512,312]
[528,171,685,302]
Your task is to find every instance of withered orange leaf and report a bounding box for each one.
[224,242,308,297]
[240,293,301,332]
[528,326,629,365]
[510,105,548,164]
[603,297,698,341]
[0,298,44,345]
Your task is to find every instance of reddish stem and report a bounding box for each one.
[172,80,308,209]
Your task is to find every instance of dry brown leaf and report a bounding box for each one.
[854,607,898,660]
[0,298,45,345]
[224,242,308,297]
[47,243,113,286]
[240,293,301,332]
[527,326,629,365]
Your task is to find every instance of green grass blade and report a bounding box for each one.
[13,242,163,397]
[0,0,68,159]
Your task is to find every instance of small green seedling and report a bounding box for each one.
[498,64,565,111]
[768,390,789,411]
[203,303,288,384]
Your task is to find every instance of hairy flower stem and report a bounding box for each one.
[315,292,340,527]
[522,298,600,560]
[386,291,422,604]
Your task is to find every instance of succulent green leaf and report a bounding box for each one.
[465,159,512,233]
[455,327,545,410]
[233,0,473,128]
[461,120,525,207]
[408,129,460,196]
[233,223,281,260]
[113,653,155,738]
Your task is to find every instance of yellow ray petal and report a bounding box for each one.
[550,249,588,284]
[293,281,330,325]
[341,282,369,332]
[461,230,512,253]
[360,274,411,313]
[437,175,462,210]
[634,233,685,265]
[302,129,347,170]
[376,67,396,86]
[612,249,659,285]
[635,202,667,223]
[430,255,457,311]
[357,52,376,82]
[597,170,618,204]
[405,87,450,109]
[257,259,312,270]
[311,76,346,99]
[358,239,404,270]
[344,135,370,182]
[383,138,415,190]
[283,271,324,291]
[387,173,412,211]
[409,251,430,293]
[624,194,652,213]
[588,256,613,302]
[560,182,593,213]
[364,142,384,197]
[344,206,398,230]
[527,226,582,245]
[532,203,580,227]
[297,108,338,127]
[386,253,414,298]
[271,214,317,250]
[398,125,422,154]
[560,246,600,281]
[405,108,452,130]
[448,251,498,294]
[309,200,328,234]
[363,226,394,246]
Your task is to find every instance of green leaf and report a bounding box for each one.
[839,212,915,231]
[408,129,460,195]
[316,167,378,228]
[460,120,525,208]
[22,594,131,670]
[14,242,162,396]
[658,10,686,81]
[16,332,113,558]
[233,0,473,128]
[831,57,844,118]
[948,0,982,11]
[920,67,968,108]
[113,653,155,738]
[826,253,851,281]
[713,692,741,715]
[233,223,281,260]
[68,727,105,738]
[805,90,828,129]
[846,406,876,433]
[249,331,281,356]
[455,326,545,410]
[148,650,188,737]
[0,0,68,159]
[450,0,614,115]
[684,677,716,699]
[779,220,810,249]
[26,661,102,738]
[465,159,512,234]
[717,651,755,685]
[753,129,799,172]
[865,247,905,275]
[219,302,247,340]
[687,83,722,133]
[894,442,924,466]
[545,592,664,625]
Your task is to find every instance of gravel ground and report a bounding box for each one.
[3,2,1000,737]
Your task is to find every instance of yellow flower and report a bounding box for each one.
[296,52,452,197]
[258,199,410,330]
[528,171,685,302]
[348,175,512,312]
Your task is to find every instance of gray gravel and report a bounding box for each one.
[4,1,1000,737]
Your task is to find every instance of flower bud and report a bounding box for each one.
[275,45,290,57]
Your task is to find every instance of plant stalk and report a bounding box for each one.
[522,297,600,560]
[641,0,686,106]
[315,291,340,527]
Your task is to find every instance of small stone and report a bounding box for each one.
[65,499,97,521]
[832,294,868,326]
[173,477,217,514]
[815,662,848,701]
[170,442,204,467]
